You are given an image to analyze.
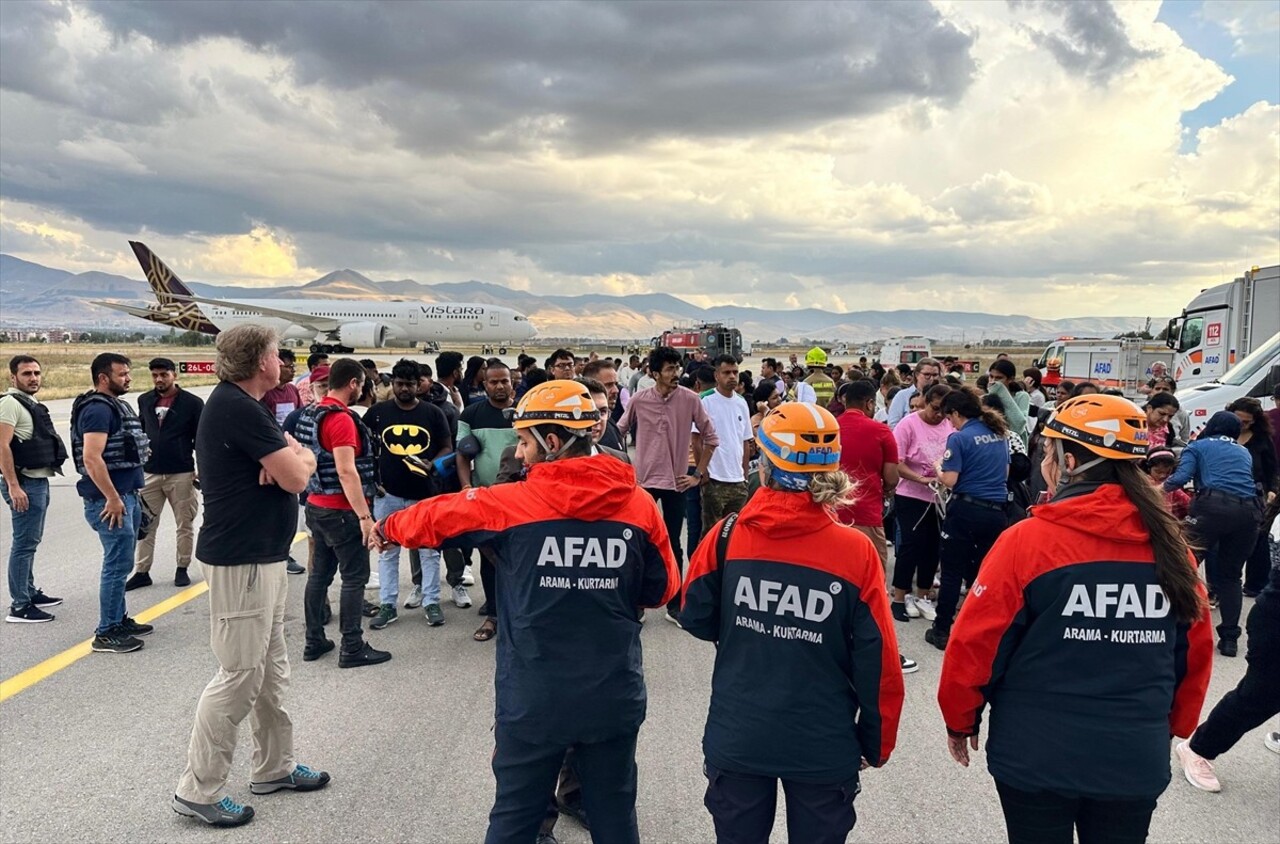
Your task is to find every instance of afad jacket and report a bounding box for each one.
[938,483,1214,800]
[681,488,903,785]
[382,453,679,745]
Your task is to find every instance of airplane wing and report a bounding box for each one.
[92,300,165,320]
[171,294,343,333]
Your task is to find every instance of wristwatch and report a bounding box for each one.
[691,470,703,480]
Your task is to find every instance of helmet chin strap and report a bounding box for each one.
[531,426,585,462]
[1054,440,1106,487]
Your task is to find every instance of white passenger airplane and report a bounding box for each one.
[92,242,536,354]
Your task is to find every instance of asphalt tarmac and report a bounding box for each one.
[1,386,1276,843]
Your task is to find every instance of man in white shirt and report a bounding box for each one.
[700,355,755,532]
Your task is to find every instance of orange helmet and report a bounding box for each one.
[1043,394,1147,460]
[756,402,841,489]
[512,380,599,431]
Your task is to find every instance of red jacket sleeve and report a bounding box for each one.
[1170,564,1214,738]
[381,486,512,549]
[938,531,1028,737]
[849,538,904,766]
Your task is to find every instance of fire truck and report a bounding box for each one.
[653,322,748,363]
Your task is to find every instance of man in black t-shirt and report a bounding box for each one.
[174,326,329,828]
[362,359,453,628]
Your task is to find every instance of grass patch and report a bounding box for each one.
[0,344,221,400]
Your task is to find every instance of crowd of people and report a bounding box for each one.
[1,332,1278,843]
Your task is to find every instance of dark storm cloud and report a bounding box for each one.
[85,0,977,150]
[1011,0,1156,84]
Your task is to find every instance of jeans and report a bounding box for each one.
[703,761,859,844]
[3,476,49,612]
[994,780,1156,844]
[1189,598,1280,759]
[82,492,142,635]
[644,486,686,613]
[1187,490,1262,642]
[486,724,639,844]
[935,498,1006,634]
[303,504,369,653]
[373,493,440,607]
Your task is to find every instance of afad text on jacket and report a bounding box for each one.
[681,487,904,785]
[382,453,679,745]
[938,483,1214,800]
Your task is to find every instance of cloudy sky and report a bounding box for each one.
[1,0,1277,317]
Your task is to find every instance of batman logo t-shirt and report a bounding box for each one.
[362,400,453,500]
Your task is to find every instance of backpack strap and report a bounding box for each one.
[715,511,740,570]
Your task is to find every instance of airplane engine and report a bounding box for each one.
[338,322,389,349]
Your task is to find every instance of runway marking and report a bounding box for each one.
[0,532,308,704]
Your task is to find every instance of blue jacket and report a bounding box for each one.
[1162,436,1258,499]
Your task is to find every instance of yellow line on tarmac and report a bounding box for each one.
[0,532,307,704]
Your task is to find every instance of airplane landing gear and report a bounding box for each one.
[309,343,355,355]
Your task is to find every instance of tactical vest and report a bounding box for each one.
[70,392,150,476]
[3,392,68,472]
[293,403,378,498]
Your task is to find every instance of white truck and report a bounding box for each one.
[1177,331,1280,438]
[1035,337,1175,398]
[878,336,932,366]
[1165,264,1279,389]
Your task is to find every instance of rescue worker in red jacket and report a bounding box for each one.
[374,380,679,844]
[682,402,904,844]
[938,394,1214,844]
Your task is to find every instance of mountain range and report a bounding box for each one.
[0,253,1155,343]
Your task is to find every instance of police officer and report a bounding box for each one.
[927,387,1011,651]
[682,402,904,844]
[373,380,679,844]
[939,394,1213,844]
[0,355,68,623]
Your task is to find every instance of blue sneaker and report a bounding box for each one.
[172,794,255,827]
[250,764,331,794]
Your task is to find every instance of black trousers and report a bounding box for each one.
[480,547,499,619]
[303,504,369,653]
[645,486,686,612]
[443,547,469,588]
[892,494,941,593]
[1243,520,1274,594]
[1188,491,1262,642]
[1189,598,1280,759]
[995,781,1156,844]
[935,498,1006,633]
[703,761,859,844]
[485,725,639,844]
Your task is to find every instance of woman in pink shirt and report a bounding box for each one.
[890,384,954,623]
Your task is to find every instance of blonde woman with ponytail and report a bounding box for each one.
[938,393,1213,844]
[679,403,904,844]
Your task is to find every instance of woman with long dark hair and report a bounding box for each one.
[1226,397,1278,596]
[1143,392,1183,450]
[890,383,953,622]
[940,394,1213,844]
[926,387,1011,650]
[1162,410,1263,656]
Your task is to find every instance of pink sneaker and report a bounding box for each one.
[1175,740,1221,793]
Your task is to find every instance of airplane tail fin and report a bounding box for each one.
[129,241,196,306]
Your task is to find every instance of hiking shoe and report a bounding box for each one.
[362,600,379,618]
[173,794,254,827]
[250,763,331,795]
[1265,732,1280,755]
[124,571,152,592]
[912,596,938,621]
[452,584,472,608]
[424,603,445,626]
[1175,741,1221,793]
[339,642,391,668]
[404,584,423,609]
[303,639,335,661]
[370,604,398,630]
[904,595,922,618]
[461,567,475,586]
[31,589,62,608]
[900,654,919,674]
[891,601,911,623]
[174,568,191,587]
[119,616,154,637]
[925,627,948,651]
[1218,639,1238,657]
[92,628,144,653]
[6,605,54,623]
[286,557,305,575]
